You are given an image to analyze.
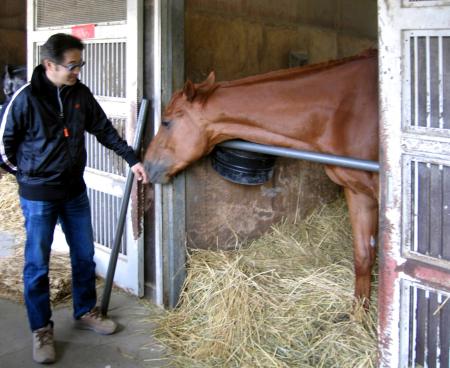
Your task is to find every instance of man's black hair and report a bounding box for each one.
[40,33,84,66]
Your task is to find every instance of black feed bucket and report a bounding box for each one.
[211,146,276,185]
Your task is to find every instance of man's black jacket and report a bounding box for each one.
[0,65,139,201]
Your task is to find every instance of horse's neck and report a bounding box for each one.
[202,57,375,152]
[202,75,331,150]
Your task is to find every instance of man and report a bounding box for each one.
[0,33,149,364]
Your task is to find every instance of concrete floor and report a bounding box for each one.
[0,292,170,368]
[0,291,170,367]
[0,230,171,367]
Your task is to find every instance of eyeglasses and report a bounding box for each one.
[58,60,86,72]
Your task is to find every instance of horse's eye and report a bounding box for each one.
[161,120,171,128]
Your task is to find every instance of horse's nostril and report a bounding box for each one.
[144,160,158,180]
[143,160,172,184]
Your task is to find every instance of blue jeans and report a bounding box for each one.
[20,191,97,331]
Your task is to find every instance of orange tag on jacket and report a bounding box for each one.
[63,128,70,137]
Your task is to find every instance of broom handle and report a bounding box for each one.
[100,99,149,316]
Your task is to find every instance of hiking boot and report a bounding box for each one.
[75,307,117,335]
[32,323,55,364]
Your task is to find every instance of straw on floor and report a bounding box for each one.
[153,196,378,368]
[0,171,25,238]
[0,173,72,304]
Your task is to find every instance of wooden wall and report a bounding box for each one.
[185,0,377,82]
[0,1,26,103]
[183,0,377,249]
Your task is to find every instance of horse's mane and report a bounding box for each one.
[3,64,27,78]
[219,48,377,89]
[2,64,27,101]
[174,49,377,108]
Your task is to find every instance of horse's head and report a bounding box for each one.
[3,65,27,99]
[144,72,218,183]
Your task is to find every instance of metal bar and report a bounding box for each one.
[438,36,444,129]
[89,43,93,91]
[439,164,445,260]
[107,194,112,249]
[100,99,149,316]
[427,162,432,256]
[102,43,106,96]
[108,43,112,97]
[114,42,118,97]
[153,0,164,307]
[219,140,380,172]
[399,282,411,367]
[122,42,126,96]
[100,192,104,245]
[415,36,419,127]
[95,45,99,95]
[412,286,418,366]
[414,160,419,252]
[424,290,430,366]
[426,36,431,128]
[436,293,442,368]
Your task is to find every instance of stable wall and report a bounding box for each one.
[0,1,26,104]
[184,0,377,249]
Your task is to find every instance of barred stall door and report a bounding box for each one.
[379,2,450,367]
[27,0,144,295]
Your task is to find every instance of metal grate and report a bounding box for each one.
[36,0,126,28]
[35,41,126,97]
[402,282,450,368]
[80,42,126,98]
[405,0,450,5]
[35,41,127,98]
[406,33,450,130]
[85,118,127,175]
[87,187,127,254]
[410,160,450,261]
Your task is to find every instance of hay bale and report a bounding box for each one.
[0,173,25,240]
[153,197,378,367]
[0,247,72,304]
[0,173,72,304]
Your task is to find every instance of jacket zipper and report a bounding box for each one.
[57,86,70,136]
[57,87,73,169]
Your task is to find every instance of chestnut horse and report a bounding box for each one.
[144,50,379,305]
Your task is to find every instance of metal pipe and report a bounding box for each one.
[100,99,149,316]
[153,0,164,307]
[219,140,380,172]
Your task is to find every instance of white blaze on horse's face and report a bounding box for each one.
[144,76,216,184]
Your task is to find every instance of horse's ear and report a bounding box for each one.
[183,80,196,102]
[4,65,11,77]
[203,71,215,87]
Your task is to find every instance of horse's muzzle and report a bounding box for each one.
[144,160,171,184]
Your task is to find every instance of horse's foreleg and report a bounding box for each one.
[344,188,378,307]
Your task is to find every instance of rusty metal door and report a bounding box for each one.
[378,1,450,367]
[27,0,144,295]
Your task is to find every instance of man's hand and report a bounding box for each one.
[131,162,149,184]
